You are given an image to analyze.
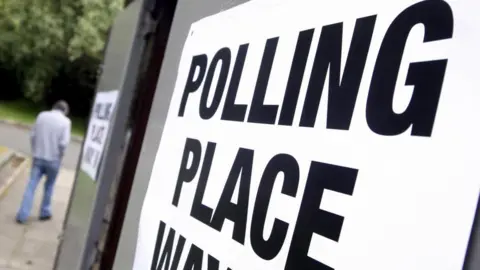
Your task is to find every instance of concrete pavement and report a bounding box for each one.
[0,123,81,170]
[0,163,75,270]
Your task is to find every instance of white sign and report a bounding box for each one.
[80,90,119,180]
[134,0,480,269]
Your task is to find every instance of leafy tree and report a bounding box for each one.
[0,0,63,100]
[0,0,123,113]
[68,0,123,61]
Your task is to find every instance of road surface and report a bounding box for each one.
[0,122,81,170]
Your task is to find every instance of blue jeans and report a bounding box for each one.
[16,158,60,222]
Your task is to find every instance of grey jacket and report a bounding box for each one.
[31,110,71,161]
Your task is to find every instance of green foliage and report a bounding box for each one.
[0,0,123,111]
[69,0,124,61]
[47,54,100,117]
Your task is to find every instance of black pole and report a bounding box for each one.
[99,0,178,268]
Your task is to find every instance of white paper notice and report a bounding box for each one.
[80,90,119,181]
[134,0,480,269]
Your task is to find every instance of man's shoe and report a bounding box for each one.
[39,216,52,221]
[16,219,26,225]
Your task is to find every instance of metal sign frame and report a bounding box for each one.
[54,1,148,269]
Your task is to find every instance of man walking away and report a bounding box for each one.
[16,100,71,224]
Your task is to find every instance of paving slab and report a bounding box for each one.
[0,164,75,270]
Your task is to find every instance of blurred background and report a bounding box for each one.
[0,0,125,137]
[0,2,127,269]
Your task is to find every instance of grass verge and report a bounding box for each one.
[0,100,86,137]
